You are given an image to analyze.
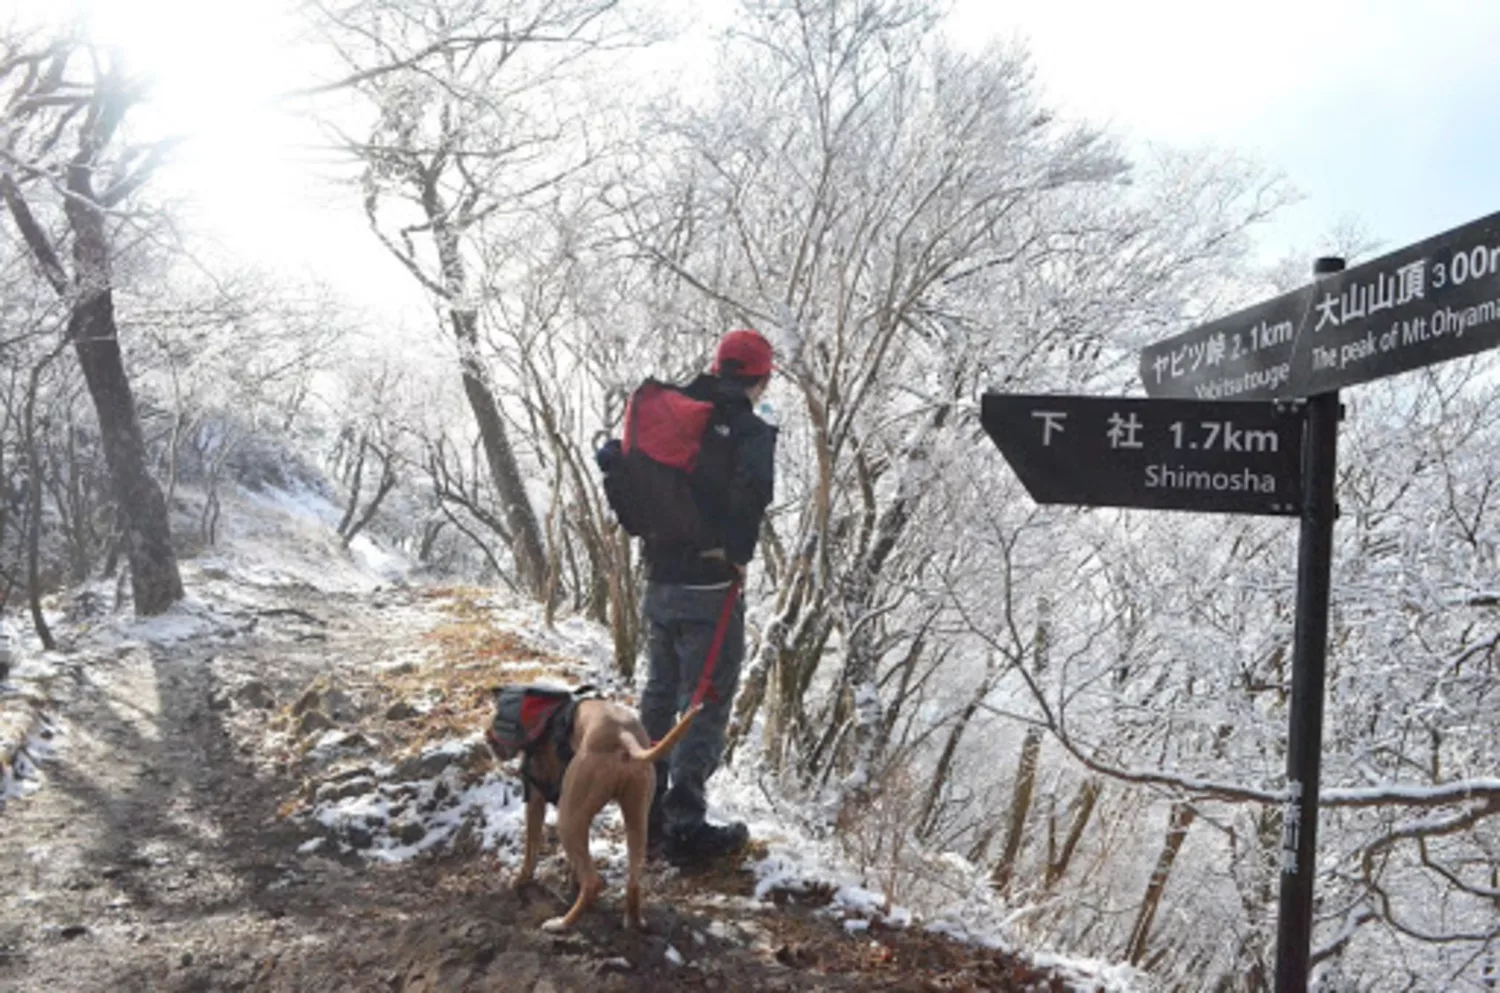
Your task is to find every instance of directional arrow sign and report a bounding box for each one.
[1140,210,1500,400]
[981,393,1306,515]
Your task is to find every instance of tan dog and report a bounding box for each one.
[490,696,699,932]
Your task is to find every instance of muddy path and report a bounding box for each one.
[0,567,1069,993]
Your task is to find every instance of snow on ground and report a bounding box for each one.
[308,760,531,866]
[0,720,55,806]
[9,482,1144,990]
[0,625,66,810]
[214,483,413,594]
[712,761,1144,992]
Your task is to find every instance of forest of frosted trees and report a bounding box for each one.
[1,2,1495,988]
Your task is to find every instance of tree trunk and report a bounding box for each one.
[418,519,446,564]
[340,446,396,547]
[63,109,183,616]
[990,726,1042,894]
[1044,778,1101,889]
[455,334,547,599]
[1124,801,1197,965]
[422,181,548,601]
[542,455,565,628]
[726,536,816,763]
[834,404,951,800]
[3,156,183,617]
[66,287,184,616]
[991,599,1050,894]
[606,528,639,679]
[336,435,368,537]
[918,661,995,841]
[23,367,55,651]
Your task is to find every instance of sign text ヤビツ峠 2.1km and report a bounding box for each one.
[1140,211,1500,400]
[980,393,1306,516]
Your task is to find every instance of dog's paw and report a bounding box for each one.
[540,916,571,933]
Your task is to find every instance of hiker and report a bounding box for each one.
[598,328,777,861]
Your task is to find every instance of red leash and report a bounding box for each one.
[691,578,741,709]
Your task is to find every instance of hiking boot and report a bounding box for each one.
[664,820,749,864]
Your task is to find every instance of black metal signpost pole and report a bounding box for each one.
[1275,256,1346,993]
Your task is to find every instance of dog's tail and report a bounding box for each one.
[621,705,702,764]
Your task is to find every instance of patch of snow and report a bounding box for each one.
[486,606,616,683]
[833,884,887,916]
[1032,954,1150,992]
[314,790,391,831]
[24,724,57,766]
[347,532,411,584]
[0,616,14,671]
[123,598,223,646]
[1,727,52,805]
[199,484,407,594]
[664,944,684,967]
[308,764,529,865]
[307,730,372,762]
[711,757,1142,991]
[4,648,66,687]
[424,738,475,758]
[246,481,343,528]
[924,917,1008,950]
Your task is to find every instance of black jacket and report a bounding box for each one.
[645,374,776,585]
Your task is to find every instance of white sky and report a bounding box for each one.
[39,0,1500,311]
[949,0,1500,264]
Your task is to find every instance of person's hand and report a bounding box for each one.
[595,438,622,471]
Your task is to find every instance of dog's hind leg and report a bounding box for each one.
[541,768,609,932]
[620,770,653,930]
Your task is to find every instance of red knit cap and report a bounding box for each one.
[713,329,773,378]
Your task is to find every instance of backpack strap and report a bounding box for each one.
[550,686,605,764]
[520,753,562,805]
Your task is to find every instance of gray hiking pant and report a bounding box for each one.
[639,581,745,835]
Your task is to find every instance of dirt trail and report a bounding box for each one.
[0,567,1068,993]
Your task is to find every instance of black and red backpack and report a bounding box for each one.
[597,379,734,547]
[486,684,603,804]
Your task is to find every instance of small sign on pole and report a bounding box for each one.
[1140,211,1500,400]
[980,393,1306,516]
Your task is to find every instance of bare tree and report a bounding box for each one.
[0,35,183,615]
[299,0,648,600]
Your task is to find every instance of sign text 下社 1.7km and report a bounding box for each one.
[980,394,1306,516]
[1139,210,1500,400]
